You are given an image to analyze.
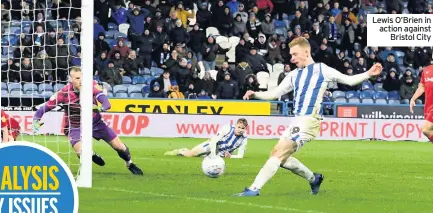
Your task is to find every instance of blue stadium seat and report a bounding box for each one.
[141,68,151,75]
[9,90,23,97]
[332,90,346,99]
[373,91,388,99]
[145,77,156,85]
[115,32,127,39]
[122,76,132,84]
[115,92,128,98]
[388,91,400,100]
[39,83,53,92]
[375,99,388,104]
[25,90,39,95]
[401,99,410,104]
[101,82,112,92]
[113,85,127,94]
[53,83,65,91]
[23,26,31,34]
[130,93,143,98]
[334,98,347,103]
[107,92,114,97]
[1,82,6,90]
[348,98,361,103]
[361,81,373,90]
[388,99,401,105]
[105,30,117,39]
[108,22,118,30]
[394,51,405,65]
[23,83,38,93]
[416,99,423,104]
[374,83,384,91]
[150,67,164,76]
[362,98,374,104]
[7,83,21,92]
[345,91,359,99]
[127,85,142,94]
[8,27,21,35]
[360,90,375,99]
[1,90,8,96]
[40,91,54,97]
[132,76,146,84]
[142,85,150,93]
[144,93,150,98]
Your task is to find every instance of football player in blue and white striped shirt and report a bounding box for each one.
[164,118,248,159]
[234,37,383,196]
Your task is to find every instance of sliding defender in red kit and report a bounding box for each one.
[410,64,433,143]
[1,109,21,142]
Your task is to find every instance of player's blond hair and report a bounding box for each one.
[70,66,81,73]
[237,118,248,127]
[288,37,311,49]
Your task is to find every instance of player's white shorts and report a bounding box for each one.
[191,140,213,156]
[281,115,321,152]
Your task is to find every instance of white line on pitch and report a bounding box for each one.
[94,187,326,213]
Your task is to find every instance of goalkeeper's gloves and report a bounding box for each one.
[93,105,103,112]
[32,120,42,134]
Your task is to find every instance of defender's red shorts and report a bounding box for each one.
[426,112,433,124]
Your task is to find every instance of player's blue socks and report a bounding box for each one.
[117,144,131,162]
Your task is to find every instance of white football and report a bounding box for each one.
[202,155,225,178]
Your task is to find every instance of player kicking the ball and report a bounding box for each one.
[32,67,143,175]
[234,37,383,196]
[410,64,433,144]
[164,118,248,158]
[1,109,21,142]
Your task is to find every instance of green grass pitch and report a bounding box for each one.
[19,135,433,213]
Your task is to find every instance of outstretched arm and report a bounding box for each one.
[33,94,60,121]
[324,63,382,86]
[247,76,293,100]
[410,83,425,113]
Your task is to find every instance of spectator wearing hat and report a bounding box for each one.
[168,80,185,99]
[242,74,260,97]
[384,53,401,74]
[336,6,358,25]
[196,2,212,30]
[143,0,156,17]
[339,17,357,57]
[400,76,417,102]
[170,1,195,28]
[383,68,401,92]
[169,19,189,48]
[245,46,269,74]
[93,17,106,40]
[232,14,247,37]
[112,51,125,69]
[197,89,211,99]
[95,32,110,57]
[126,7,150,50]
[149,82,167,98]
[158,0,172,18]
[100,60,123,87]
[172,58,190,92]
[233,3,248,23]
[235,38,251,63]
[246,13,262,39]
[108,38,131,59]
[261,14,274,38]
[218,7,234,36]
[217,72,239,99]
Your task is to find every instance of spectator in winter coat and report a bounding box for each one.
[100,61,123,87]
[400,76,417,101]
[232,14,247,37]
[235,39,251,63]
[227,0,240,14]
[261,14,274,38]
[201,36,220,71]
[126,7,150,49]
[233,3,248,23]
[170,1,195,28]
[246,13,262,39]
[170,20,190,47]
[217,72,239,99]
[168,80,185,99]
[93,17,105,40]
[245,47,269,74]
[108,38,131,59]
[196,2,212,30]
[233,62,253,87]
[242,74,260,97]
[123,50,144,76]
[94,32,110,57]
[111,4,127,25]
[267,38,283,65]
[149,82,167,98]
[188,24,205,61]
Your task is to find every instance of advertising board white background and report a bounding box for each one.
[6,111,428,142]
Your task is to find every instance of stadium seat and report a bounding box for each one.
[100,82,112,92]
[206,27,219,37]
[132,76,146,84]
[115,92,128,98]
[266,63,273,72]
[150,67,164,76]
[388,91,400,100]
[388,99,401,105]
[208,70,218,81]
[374,83,384,91]
[130,93,143,98]
[1,90,8,96]
[215,36,229,45]
[144,93,150,98]
[127,85,142,94]
[256,71,270,90]
[25,90,39,95]
[1,82,6,90]
[104,38,114,46]
[361,81,373,90]
[40,91,54,97]
[362,98,374,104]
[394,51,405,65]
[273,63,284,73]
[140,68,151,75]
[107,92,114,97]
[360,90,375,99]
[375,99,387,104]
[144,77,156,85]
[122,76,132,84]
[334,98,347,103]
[7,83,21,92]
[401,99,410,104]
[53,83,65,91]
[23,83,38,93]
[9,90,23,96]
[142,85,150,93]
[115,32,127,39]
[105,30,116,39]
[108,22,118,30]
[228,36,240,47]
[348,98,361,103]
[373,91,388,99]
[345,91,359,99]
[118,24,130,35]
[113,85,128,94]
[38,83,53,92]
[332,91,346,99]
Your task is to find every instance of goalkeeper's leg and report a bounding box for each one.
[164,140,211,157]
[69,127,105,166]
[93,121,143,175]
